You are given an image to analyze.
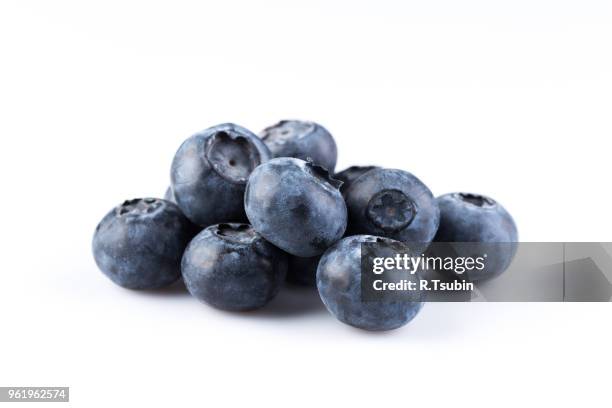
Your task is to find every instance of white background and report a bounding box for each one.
[1,1,611,407]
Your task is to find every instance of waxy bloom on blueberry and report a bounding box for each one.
[434,193,518,281]
[171,123,271,227]
[260,120,337,172]
[317,235,425,331]
[334,165,379,196]
[182,223,287,311]
[93,198,198,289]
[343,168,439,252]
[245,157,347,257]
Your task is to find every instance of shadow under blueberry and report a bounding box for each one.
[250,283,327,318]
[130,278,190,298]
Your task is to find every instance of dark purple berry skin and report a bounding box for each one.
[317,235,424,331]
[287,255,320,287]
[260,120,337,172]
[181,223,287,311]
[92,198,198,289]
[171,123,271,227]
[435,193,517,242]
[434,193,518,281]
[245,158,347,257]
[343,168,439,253]
[334,165,379,196]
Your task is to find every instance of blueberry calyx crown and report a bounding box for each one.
[206,131,261,184]
[214,223,259,244]
[305,160,343,189]
[116,198,163,217]
[260,120,315,146]
[366,189,416,231]
[456,193,495,208]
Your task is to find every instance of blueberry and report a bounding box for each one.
[171,123,271,227]
[317,235,424,331]
[92,198,198,289]
[343,168,439,252]
[164,186,176,203]
[287,255,320,287]
[334,165,379,195]
[260,120,337,172]
[245,157,347,257]
[433,193,518,281]
[181,223,288,311]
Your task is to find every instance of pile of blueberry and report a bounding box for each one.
[93,120,518,331]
